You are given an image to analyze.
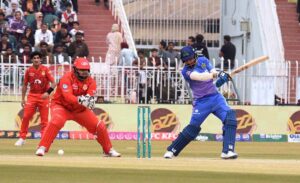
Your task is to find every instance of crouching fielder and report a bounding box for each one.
[36,58,121,157]
[164,46,237,159]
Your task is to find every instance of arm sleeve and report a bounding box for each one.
[190,71,214,81]
[59,76,78,104]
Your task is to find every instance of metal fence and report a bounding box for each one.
[123,0,221,49]
[0,56,297,106]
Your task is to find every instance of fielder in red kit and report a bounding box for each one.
[35,58,121,157]
[15,51,56,146]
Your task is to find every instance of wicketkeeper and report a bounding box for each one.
[35,58,121,157]
[164,46,238,159]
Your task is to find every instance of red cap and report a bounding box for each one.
[74,58,90,70]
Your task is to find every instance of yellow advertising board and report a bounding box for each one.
[0,102,299,134]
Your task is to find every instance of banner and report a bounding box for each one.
[1,102,299,135]
[253,134,287,142]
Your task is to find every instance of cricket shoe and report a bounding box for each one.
[35,146,46,156]
[163,151,174,159]
[14,138,25,146]
[104,148,121,157]
[221,151,238,159]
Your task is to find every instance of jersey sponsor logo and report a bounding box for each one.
[83,84,88,91]
[72,84,78,90]
[62,84,68,89]
[201,63,206,69]
[151,108,180,133]
[34,79,42,84]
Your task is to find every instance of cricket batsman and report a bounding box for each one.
[35,57,121,157]
[164,46,238,159]
[15,51,56,146]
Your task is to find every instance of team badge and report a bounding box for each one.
[62,84,68,89]
[201,63,206,69]
[83,84,88,91]
[41,71,45,76]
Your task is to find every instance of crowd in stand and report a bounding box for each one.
[0,0,88,64]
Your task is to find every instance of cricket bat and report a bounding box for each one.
[230,56,269,77]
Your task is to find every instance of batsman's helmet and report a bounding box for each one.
[180,46,195,62]
[73,58,90,80]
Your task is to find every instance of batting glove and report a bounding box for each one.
[215,71,231,88]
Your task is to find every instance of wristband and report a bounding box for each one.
[46,87,54,94]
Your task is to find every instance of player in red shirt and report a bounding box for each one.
[35,57,121,157]
[15,51,56,146]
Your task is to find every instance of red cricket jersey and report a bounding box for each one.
[52,72,96,112]
[24,65,54,94]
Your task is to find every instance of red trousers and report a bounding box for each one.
[39,103,112,153]
[20,93,49,139]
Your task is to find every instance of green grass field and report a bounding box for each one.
[1,139,300,183]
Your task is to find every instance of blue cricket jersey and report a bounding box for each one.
[181,56,217,99]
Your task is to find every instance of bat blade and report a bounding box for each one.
[230,56,269,77]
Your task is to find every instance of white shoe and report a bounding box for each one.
[35,146,46,156]
[104,148,121,157]
[14,138,25,146]
[164,151,174,159]
[221,151,238,159]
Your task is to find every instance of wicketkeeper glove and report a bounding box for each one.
[215,71,231,88]
[78,94,95,109]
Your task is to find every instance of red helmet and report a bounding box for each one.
[74,58,90,70]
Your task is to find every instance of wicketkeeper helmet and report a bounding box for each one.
[180,46,195,62]
[73,58,90,70]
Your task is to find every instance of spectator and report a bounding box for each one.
[23,27,35,47]
[31,12,43,30]
[34,23,54,48]
[40,0,55,15]
[118,42,137,66]
[0,33,12,54]
[69,21,84,42]
[186,36,195,46]
[7,11,27,41]
[55,0,73,18]
[0,12,8,35]
[54,23,71,50]
[61,2,77,30]
[16,35,31,55]
[50,18,62,37]
[21,0,39,16]
[53,43,69,64]
[67,32,89,61]
[158,40,168,64]
[192,34,209,59]
[1,47,16,63]
[5,0,24,20]
[18,43,32,63]
[105,24,122,65]
[39,41,53,64]
[165,42,180,68]
[149,48,163,68]
[219,35,236,70]
[132,50,146,69]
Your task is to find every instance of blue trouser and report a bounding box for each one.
[167,92,236,156]
[190,93,230,126]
